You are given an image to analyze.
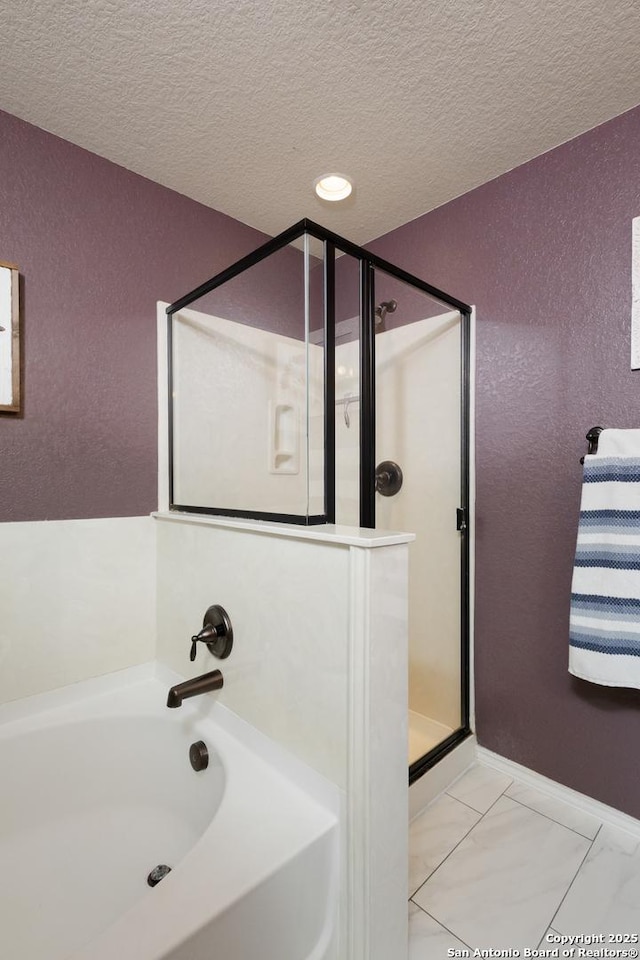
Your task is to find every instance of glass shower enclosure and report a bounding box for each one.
[166,219,472,779]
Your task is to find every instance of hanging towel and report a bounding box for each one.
[569,428,640,688]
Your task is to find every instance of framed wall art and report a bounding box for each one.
[0,261,20,413]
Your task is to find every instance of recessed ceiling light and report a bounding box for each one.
[314,174,353,202]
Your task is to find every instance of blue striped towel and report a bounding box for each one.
[569,429,640,687]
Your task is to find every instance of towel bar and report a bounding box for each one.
[580,425,605,464]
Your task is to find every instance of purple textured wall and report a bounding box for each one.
[193,243,306,339]
[0,109,303,522]
[332,249,449,337]
[370,105,640,818]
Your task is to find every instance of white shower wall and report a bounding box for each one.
[335,311,462,733]
[0,517,156,704]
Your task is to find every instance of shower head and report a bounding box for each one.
[375,299,397,330]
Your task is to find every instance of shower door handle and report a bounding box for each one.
[375,460,403,497]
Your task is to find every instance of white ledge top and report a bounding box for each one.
[152,511,415,547]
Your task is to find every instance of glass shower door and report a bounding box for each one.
[371,268,469,773]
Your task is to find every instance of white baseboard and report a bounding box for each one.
[477,745,640,839]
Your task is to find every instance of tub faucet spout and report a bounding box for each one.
[166,669,224,708]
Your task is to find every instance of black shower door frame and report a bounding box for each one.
[166,218,473,768]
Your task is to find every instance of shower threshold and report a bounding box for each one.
[408,710,454,765]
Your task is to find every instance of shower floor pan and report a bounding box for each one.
[408,710,454,765]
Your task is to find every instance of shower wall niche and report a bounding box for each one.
[165,219,471,776]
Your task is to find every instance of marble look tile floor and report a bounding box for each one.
[409,763,640,958]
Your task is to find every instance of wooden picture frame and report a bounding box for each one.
[0,260,20,413]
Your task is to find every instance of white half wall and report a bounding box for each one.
[154,512,410,960]
[155,514,351,788]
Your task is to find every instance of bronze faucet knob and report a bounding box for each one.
[189,605,234,661]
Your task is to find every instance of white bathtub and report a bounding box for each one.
[0,664,339,960]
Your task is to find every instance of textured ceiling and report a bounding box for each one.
[1,0,640,244]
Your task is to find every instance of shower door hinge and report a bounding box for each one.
[456,507,467,532]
